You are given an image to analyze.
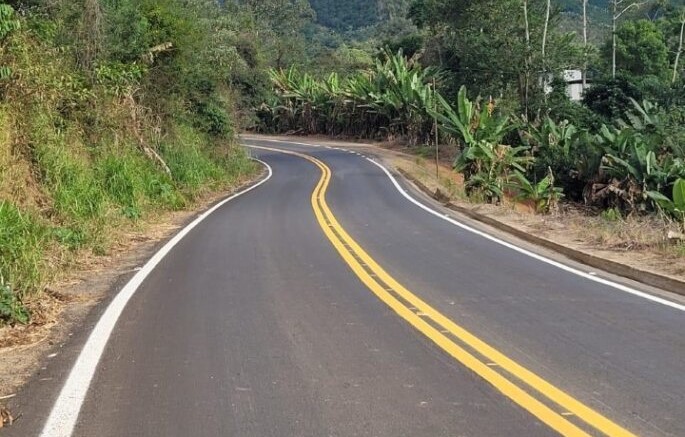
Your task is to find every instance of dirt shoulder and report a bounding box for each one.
[0,170,266,411]
[248,134,685,290]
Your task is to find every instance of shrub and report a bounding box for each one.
[583,75,643,121]
[0,280,29,326]
[520,117,602,201]
[191,98,233,138]
[509,168,564,214]
[0,201,47,297]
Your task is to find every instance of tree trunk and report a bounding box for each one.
[542,0,551,102]
[523,0,531,117]
[78,0,103,71]
[582,0,588,89]
[673,13,685,84]
[612,2,617,79]
[542,0,551,61]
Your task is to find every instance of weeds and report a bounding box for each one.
[0,280,29,326]
[0,202,47,298]
[601,208,623,222]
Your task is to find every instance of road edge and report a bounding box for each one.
[36,159,273,437]
[395,167,685,297]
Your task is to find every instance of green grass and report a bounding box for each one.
[30,115,106,221]
[0,111,256,326]
[0,201,47,301]
[160,124,242,197]
[1,280,29,325]
[96,151,185,218]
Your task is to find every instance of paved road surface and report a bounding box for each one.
[6,138,685,437]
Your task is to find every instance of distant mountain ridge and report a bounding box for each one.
[310,0,604,31]
[308,0,411,31]
[308,0,682,35]
[309,0,379,30]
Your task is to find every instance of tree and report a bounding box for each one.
[247,0,315,69]
[582,0,588,89]
[409,0,580,112]
[610,0,646,78]
[672,8,685,83]
[582,75,643,119]
[604,19,670,78]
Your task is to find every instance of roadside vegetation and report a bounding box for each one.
[0,0,330,326]
[2,0,685,324]
[257,0,685,264]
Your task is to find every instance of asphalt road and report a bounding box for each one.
[6,138,685,437]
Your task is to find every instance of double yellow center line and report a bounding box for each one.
[251,145,636,437]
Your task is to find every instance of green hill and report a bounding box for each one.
[309,0,680,35]
[309,0,378,30]
[309,0,411,31]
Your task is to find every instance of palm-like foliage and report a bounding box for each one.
[593,104,685,211]
[455,142,532,202]
[432,86,512,148]
[647,179,685,230]
[510,169,564,214]
[262,51,442,143]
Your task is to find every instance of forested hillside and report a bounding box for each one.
[259,0,685,264]
[309,0,378,30]
[309,0,412,31]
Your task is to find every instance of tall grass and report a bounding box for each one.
[96,152,185,218]
[0,19,257,326]
[0,112,254,326]
[0,202,47,322]
[160,124,255,198]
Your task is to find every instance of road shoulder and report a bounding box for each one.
[244,134,685,299]
[0,168,268,429]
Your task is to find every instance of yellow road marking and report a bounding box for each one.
[250,145,637,437]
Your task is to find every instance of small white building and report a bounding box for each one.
[542,70,591,101]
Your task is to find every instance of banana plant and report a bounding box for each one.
[509,169,564,214]
[647,179,685,230]
[519,117,578,154]
[432,86,513,149]
[265,51,443,142]
[455,141,532,203]
[595,121,674,209]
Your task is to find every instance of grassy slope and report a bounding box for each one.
[0,28,256,325]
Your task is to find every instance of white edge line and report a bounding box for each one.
[242,137,685,312]
[40,159,273,437]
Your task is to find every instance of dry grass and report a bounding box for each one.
[0,110,47,211]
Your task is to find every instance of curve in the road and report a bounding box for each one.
[246,137,685,314]
[248,145,636,437]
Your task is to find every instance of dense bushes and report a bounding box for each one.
[0,0,265,325]
[260,50,685,227]
[259,51,441,143]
